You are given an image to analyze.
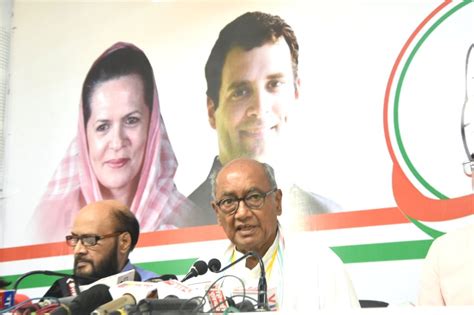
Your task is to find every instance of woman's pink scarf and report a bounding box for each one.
[29,42,190,244]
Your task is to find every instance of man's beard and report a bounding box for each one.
[73,241,120,281]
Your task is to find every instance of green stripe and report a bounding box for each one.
[405,215,445,239]
[331,239,433,263]
[135,258,196,275]
[4,258,197,290]
[393,0,470,199]
[5,241,435,290]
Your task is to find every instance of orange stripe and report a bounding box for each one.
[0,225,227,263]
[0,207,409,263]
[309,207,409,230]
[137,224,226,247]
[0,242,71,262]
[393,164,473,221]
[383,0,450,163]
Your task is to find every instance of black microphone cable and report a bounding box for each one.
[195,274,246,314]
[210,252,269,311]
[173,274,235,314]
[12,270,96,292]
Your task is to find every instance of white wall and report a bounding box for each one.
[2,0,472,247]
[0,0,13,249]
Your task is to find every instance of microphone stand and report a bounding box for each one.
[256,256,269,312]
[216,251,269,311]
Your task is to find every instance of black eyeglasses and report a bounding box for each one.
[215,188,277,215]
[65,231,123,247]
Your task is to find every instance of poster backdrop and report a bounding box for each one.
[0,0,472,305]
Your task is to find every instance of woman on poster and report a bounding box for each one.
[29,42,194,243]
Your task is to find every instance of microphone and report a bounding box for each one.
[145,274,178,282]
[65,277,78,297]
[181,260,208,282]
[213,251,269,311]
[51,284,112,315]
[137,295,203,313]
[236,299,256,312]
[91,293,136,315]
[227,296,255,312]
[97,279,199,314]
[51,295,78,305]
[92,280,162,315]
[208,258,221,272]
[0,289,15,309]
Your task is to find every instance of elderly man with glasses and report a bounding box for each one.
[44,200,157,298]
[207,158,359,311]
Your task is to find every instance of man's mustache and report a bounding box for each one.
[74,255,93,265]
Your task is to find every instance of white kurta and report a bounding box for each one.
[189,228,360,312]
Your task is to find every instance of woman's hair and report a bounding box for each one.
[82,47,155,125]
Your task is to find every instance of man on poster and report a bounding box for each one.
[188,11,340,227]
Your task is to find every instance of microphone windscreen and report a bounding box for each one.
[56,295,77,305]
[92,293,135,314]
[181,260,209,282]
[208,258,221,272]
[70,283,112,314]
[139,297,202,312]
[194,260,208,276]
[237,299,255,312]
[146,274,178,282]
